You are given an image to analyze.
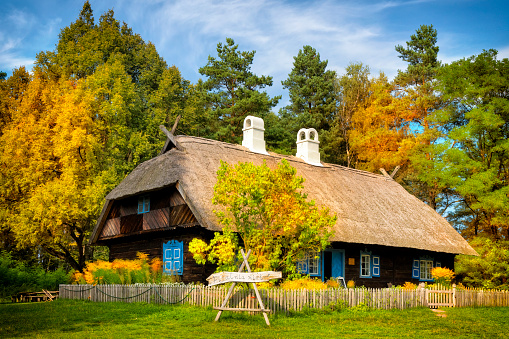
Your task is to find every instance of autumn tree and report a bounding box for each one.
[0,74,105,271]
[0,3,198,270]
[190,160,336,275]
[0,67,30,135]
[428,50,509,239]
[199,38,280,144]
[349,73,414,173]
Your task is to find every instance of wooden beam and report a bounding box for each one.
[171,114,181,134]
[390,165,401,178]
[159,125,183,154]
[213,307,271,312]
[379,168,391,179]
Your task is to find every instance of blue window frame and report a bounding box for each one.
[163,240,183,275]
[360,251,380,278]
[297,252,321,276]
[412,256,435,282]
[138,195,150,214]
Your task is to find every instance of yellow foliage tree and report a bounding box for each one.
[0,73,106,271]
[349,73,416,173]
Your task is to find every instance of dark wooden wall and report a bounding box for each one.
[332,242,455,288]
[106,226,216,284]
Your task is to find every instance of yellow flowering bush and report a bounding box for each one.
[280,277,327,290]
[401,281,417,290]
[73,252,171,285]
[431,267,455,286]
[346,280,355,288]
[326,279,340,288]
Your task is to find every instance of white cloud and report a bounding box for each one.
[497,46,509,59]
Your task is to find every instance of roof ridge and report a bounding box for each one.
[176,134,391,181]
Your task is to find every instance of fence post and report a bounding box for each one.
[452,284,456,307]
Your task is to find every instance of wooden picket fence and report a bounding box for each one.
[59,284,509,312]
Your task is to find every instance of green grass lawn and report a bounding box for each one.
[0,300,507,338]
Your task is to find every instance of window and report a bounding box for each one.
[412,257,435,281]
[360,254,370,277]
[163,240,183,275]
[138,195,150,214]
[360,251,380,278]
[297,252,321,276]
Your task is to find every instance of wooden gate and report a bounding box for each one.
[427,284,455,308]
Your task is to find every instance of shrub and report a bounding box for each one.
[326,279,339,288]
[74,252,173,285]
[455,237,509,290]
[346,280,355,288]
[431,267,455,286]
[0,251,71,299]
[401,281,417,290]
[280,277,327,290]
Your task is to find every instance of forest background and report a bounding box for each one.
[0,2,508,290]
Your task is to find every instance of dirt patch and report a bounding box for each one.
[431,309,447,318]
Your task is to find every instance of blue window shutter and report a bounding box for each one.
[163,240,183,275]
[412,259,420,279]
[372,255,380,277]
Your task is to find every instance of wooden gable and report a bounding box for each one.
[98,186,198,240]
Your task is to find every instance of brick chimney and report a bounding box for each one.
[296,128,322,166]
[242,116,268,155]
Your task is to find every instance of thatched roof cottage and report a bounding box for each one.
[90,116,476,287]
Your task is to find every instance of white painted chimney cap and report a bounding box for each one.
[296,128,322,166]
[242,116,268,155]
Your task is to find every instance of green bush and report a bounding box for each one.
[455,237,509,290]
[0,251,71,299]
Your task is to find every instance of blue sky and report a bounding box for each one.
[1,0,508,108]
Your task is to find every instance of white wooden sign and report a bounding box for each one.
[207,271,282,286]
[209,249,281,326]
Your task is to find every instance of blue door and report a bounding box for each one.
[163,240,183,275]
[321,249,345,281]
[330,250,344,278]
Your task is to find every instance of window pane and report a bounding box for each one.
[308,252,319,275]
[361,254,370,277]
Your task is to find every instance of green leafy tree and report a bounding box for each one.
[455,237,509,289]
[199,38,280,144]
[394,25,445,209]
[190,160,336,275]
[282,45,336,137]
[428,50,509,239]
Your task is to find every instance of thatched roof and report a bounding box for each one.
[92,135,477,256]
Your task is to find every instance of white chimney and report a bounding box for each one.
[296,128,322,166]
[242,116,268,155]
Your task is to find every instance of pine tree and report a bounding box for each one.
[199,38,280,144]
